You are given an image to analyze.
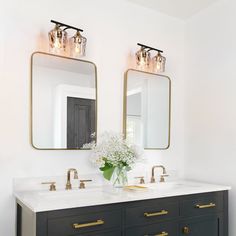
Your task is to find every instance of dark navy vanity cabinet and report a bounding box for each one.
[17,191,228,236]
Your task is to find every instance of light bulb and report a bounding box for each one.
[54,37,61,49]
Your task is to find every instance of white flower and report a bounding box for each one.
[89,132,142,169]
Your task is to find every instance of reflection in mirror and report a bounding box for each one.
[124,69,171,149]
[31,52,97,149]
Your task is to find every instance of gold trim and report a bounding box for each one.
[30,51,98,150]
[144,210,168,217]
[73,219,104,229]
[195,203,216,209]
[123,69,171,150]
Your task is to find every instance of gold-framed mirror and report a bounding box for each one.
[123,69,171,150]
[31,52,97,150]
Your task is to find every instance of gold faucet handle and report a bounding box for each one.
[134,176,145,184]
[79,180,92,189]
[160,174,169,183]
[41,182,56,191]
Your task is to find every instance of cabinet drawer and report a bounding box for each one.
[125,199,179,227]
[126,222,178,236]
[180,192,223,217]
[48,209,122,236]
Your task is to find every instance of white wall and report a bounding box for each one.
[0,0,185,235]
[185,0,236,234]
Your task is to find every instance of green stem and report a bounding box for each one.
[113,167,127,186]
[113,167,123,186]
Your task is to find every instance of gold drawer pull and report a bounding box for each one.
[144,232,168,236]
[195,203,216,209]
[144,210,168,217]
[156,232,168,236]
[73,219,104,229]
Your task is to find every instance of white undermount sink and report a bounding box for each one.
[37,187,115,201]
[36,182,202,200]
[146,182,201,190]
[125,182,202,193]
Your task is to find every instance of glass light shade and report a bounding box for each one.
[48,25,67,54]
[153,52,166,73]
[135,48,151,69]
[69,31,87,58]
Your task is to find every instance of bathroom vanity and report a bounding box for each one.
[15,181,230,236]
[25,51,230,236]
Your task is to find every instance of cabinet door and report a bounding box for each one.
[180,215,220,236]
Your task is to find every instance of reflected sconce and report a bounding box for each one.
[136,43,166,73]
[48,20,86,58]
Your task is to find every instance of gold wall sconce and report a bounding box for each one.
[48,20,87,58]
[136,43,166,73]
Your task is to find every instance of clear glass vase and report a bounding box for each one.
[111,166,128,188]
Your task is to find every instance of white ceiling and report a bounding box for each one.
[127,0,219,19]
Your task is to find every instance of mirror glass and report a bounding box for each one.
[31,52,97,149]
[124,69,171,149]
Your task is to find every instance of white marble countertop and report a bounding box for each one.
[14,180,231,213]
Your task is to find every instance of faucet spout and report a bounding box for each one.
[66,168,78,190]
[150,165,166,183]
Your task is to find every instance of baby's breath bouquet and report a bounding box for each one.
[88,132,141,187]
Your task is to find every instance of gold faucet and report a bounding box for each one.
[150,165,167,183]
[66,168,78,190]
